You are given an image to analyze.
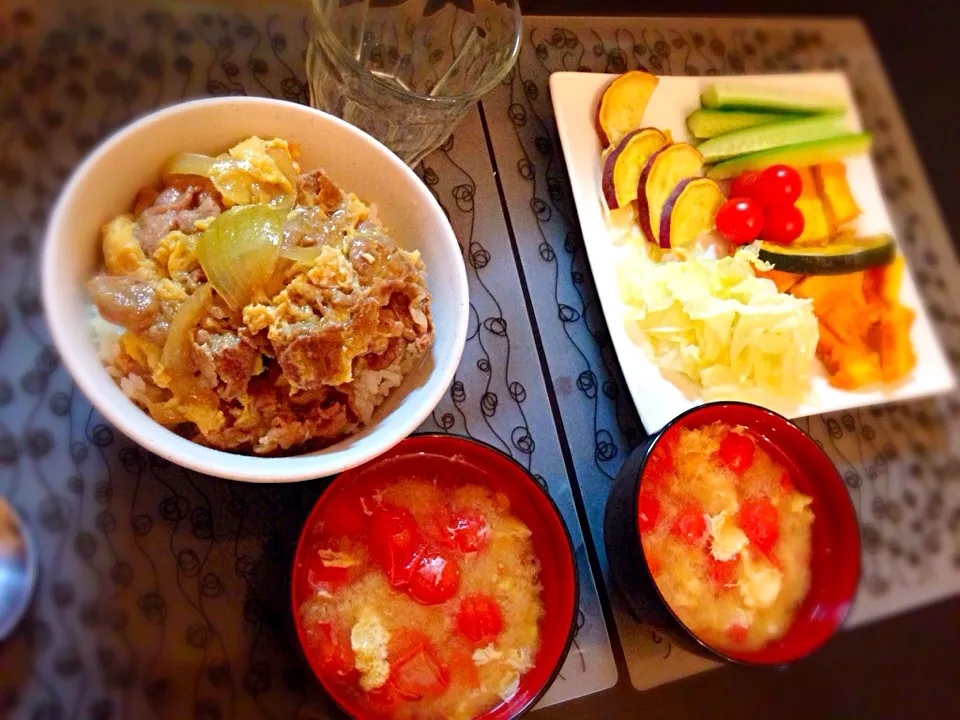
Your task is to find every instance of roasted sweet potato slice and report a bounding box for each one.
[601,127,669,209]
[595,70,661,148]
[814,162,861,229]
[658,177,724,249]
[636,143,704,244]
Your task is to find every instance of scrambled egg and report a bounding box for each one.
[102,215,146,274]
[215,137,296,206]
[706,511,749,563]
[350,611,390,691]
[318,548,363,568]
[739,553,783,609]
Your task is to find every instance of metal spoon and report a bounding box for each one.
[0,498,37,641]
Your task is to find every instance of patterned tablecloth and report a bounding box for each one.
[1,2,959,718]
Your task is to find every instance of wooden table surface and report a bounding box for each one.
[522,2,960,717]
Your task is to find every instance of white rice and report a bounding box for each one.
[88,307,124,366]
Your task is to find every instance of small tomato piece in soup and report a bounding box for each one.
[779,471,793,491]
[638,492,660,532]
[446,510,490,552]
[671,504,706,544]
[409,551,461,605]
[707,555,737,587]
[448,649,481,689]
[717,431,756,475]
[738,497,781,554]
[388,632,450,700]
[368,505,423,589]
[305,622,357,683]
[726,623,749,644]
[644,443,674,485]
[320,490,369,537]
[457,594,505,644]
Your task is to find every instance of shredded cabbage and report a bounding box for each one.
[618,247,818,399]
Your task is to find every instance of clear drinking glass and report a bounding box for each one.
[306,0,522,167]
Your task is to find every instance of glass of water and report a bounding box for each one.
[306,0,522,167]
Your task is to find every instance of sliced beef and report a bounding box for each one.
[88,274,159,331]
[296,169,343,212]
[135,180,222,254]
[192,330,260,400]
[276,324,347,391]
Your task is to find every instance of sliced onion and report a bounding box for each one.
[196,204,286,310]
[163,152,218,180]
[279,245,326,264]
[160,283,212,377]
[266,145,300,192]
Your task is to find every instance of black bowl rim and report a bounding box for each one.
[290,432,581,719]
[630,401,862,667]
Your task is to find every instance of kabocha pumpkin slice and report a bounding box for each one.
[874,305,916,382]
[636,143,705,244]
[596,70,660,148]
[790,166,831,246]
[813,162,862,229]
[658,177,725,249]
[601,127,669,209]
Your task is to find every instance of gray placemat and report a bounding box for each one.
[481,15,960,690]
[0,3,615,718]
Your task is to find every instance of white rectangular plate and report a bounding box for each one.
[550,71,956,432]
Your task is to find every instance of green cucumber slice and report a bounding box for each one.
[701,83,847,114]
[758,234,896,275]
[706,133,873,180]
[698,114,849,163]
[686,109,805,139]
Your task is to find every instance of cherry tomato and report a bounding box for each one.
[762,204,804,245]
[456,594,504,643]
[409,551,461,604]
[671,504,706,544]
[715,198,764,245]
[707,555,737,587]
[717,431,756,475]
[643,443,674,486]
[726,623,749,644]
[389,630,450,700]
[637,492,660,532]
[305,622,357,683]
[738,497,781,554]
[754,165,802,207]
[368,505,422,589]
[730,171,762,199]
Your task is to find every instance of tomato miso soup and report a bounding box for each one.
[296,470,544,719]
[639,421,814,652]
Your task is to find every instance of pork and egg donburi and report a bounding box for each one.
[87,137,433,455]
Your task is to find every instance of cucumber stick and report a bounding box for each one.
[701,83,847,114]
[686,109,805,139]
[706,133,873,180]
[698,114,849,163]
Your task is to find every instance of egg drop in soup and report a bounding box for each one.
[639,421,814,651]
[297,470,544,719]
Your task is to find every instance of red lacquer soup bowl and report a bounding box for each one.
[604,402,861,665]
[292,435,579,718]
